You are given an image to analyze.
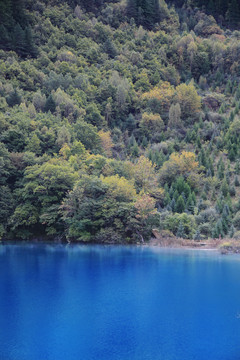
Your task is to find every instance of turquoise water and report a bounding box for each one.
[0,244,240,360]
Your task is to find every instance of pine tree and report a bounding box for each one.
[235,85,240,101]
[104,38,117,58]
[176,195,185,213]
[6,89,21,107]
[212,219,224,239]
[235,161,240,174]
[131,142,139,157]
[221,177,229,197]
[229,224,235,238]
[173,190,179,202]
[44,94,56,113]
[193,228,201,241]
[226,0,240,27]
[229,147,236,161]
[12,23,26,56]
[234,176,240,187]
[125,114,136,133]
[141,136,148,148]
[176,221,185,238]
[126,0,137,19]
[170,198,176,212]
[0,25,11,50]
[126,0,161,29]
[186,194,194,213]
[217,157,225,179]
[25,27,38,58]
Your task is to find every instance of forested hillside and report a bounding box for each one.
[1,0,240,243]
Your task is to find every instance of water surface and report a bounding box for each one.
[0,244,240,360]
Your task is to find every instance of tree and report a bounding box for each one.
[193,228,201,241]
[229,224,235,238]
[221,178,229,197]
[11,159,78,236]
[61,175,137,242]
[133,194,158,242]
[104,38,117,58]
[85,103,105,129]
[73,120,102,153]
[125,114,136,133]
[176,195,185,213]
[142,82,174,116]
[176,82,201,120]
[133,156,164,198]
[226,0,240,27]
[6,89,21,107]
[98,130,113,157]
[168,103,182,129]
[176,221,185,238]
[164,213,196,238]
[44,94,56,113]
[126,0,162,29]
[139,112,164,138]
[159,151,199,185]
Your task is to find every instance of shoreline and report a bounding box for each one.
[1,236,240,255]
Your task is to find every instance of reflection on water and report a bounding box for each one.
[0,244,240,360]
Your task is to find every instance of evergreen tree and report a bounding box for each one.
[193,228,201,241]
[0,25,11,50]
[25,27,38,58]
[226,0,240,27]
[176,195,185,213]
[104,38,117,58]
[212,219,224,239]
[6,89,21,107]
[170,198,176,212]
[229,224,235,238]
[221,178,229,197]
[176,221,185,238]
[217,158,225,180]
[186,194,194,213]
[125,114,136,133]
[234,176,240,187]
[126,0,162,29]
[44,94,56,113]
[12,23,26,57]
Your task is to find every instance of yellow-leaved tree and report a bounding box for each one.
[159,151,200,187]
[133,156,164,199]
[101,175,137,202]
[98,130,113,157]
[139,112,164,137]
[142,81,174,114]
[176,82,201,119]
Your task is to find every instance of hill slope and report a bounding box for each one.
[1,0,240,242]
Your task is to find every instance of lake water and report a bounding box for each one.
[0,244,240,360]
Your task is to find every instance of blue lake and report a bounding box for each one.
[0,244,240,360]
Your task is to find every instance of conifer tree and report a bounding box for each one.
[226,0,240,27]
[193,228,201,241]
[6,89,21,107]
[176,221,185,238]
[126,0,161,29]
[176,195,185,213]
[44,94,56,113]
[229,224,235,238]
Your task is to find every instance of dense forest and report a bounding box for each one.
[1,0,240,243]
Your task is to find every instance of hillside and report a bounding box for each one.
[1,0,240,243]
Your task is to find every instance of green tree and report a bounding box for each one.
[176,195,185,213]
[44,94,56,113]
[11,159,78,236]
[176,221,185,238]
[6,89,21,107]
